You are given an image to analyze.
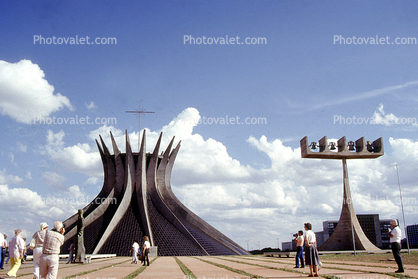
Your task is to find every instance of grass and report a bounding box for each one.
[123,257,158,279]
[196,256,265,279]
[319,251,418,265]
[64,258,131,279]
[174,256,197,279]
[216,256,341,279]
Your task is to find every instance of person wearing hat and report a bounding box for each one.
[7,229,25,277]
[388,219,404,273]
[39,221,65,279]
[32,222,49,279]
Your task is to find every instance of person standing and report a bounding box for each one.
[5,236,10,264]
[294,230,305,268]
[32,222,48,279]
[0,234,7,270]
[137,248,142,264]
[0,232,3,270]
[7,229,25,278]
[131,240,139,264]
[0,233,4,270]
[22,238,27,262]
[142,236,150,266]
[304,223,320,277]
[39,221,65,279]
[75,209,85,263]
[66,240,75,264]
[388,219,404,273]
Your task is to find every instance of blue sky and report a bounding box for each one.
[1,1,417,250]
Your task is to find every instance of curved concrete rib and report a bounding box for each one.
[159,140,245,255]
[97,135,116,198]
[93,130,134,254]
[63,130,249,256]
[148,134,208,255]
[319,158,379,251]
[63,136,116,238]
[110,131,124,199]
[135,130,154,245]
[64,188,115,243]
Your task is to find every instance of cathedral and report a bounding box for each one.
[61,130,248,256]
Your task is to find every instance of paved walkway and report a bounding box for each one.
[0,255,416,279]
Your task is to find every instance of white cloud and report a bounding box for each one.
[0,179,91,237]
[289,81,418,112]
[389,137,418,160]
[387,137,418,186]
[41,130,102,177]
[85,101,97,110]
[17,141,27,152]
[0,169,23,184]
[85,177,99,185]
[13,107,418,248]
[8,153,15,164]
[160,107,200,139]
[247,135,299,169]
[372,103,418,126]
[0,184,45,210]
[0,60,73,124]
[42,171,66,189]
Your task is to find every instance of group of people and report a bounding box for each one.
[294,223,321,277]
[294,219,405,277]
[2,221,65,279]
[0,218,405,278]
[131,236,151,266]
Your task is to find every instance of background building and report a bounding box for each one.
[282,215,404,251]
[282,231,325,251]
[321,214,395,249]
[281,241,295,251]
[407,224,418,248]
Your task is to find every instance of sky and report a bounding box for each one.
[0,0,417,251]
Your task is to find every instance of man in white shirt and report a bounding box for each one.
[388,219,404,273]
[39,221,65,279]
[294,230,305,268]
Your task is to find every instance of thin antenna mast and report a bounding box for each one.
[125,101,155,151]
[396,164,410,254]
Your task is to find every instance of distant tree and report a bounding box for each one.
[249,247,281,255]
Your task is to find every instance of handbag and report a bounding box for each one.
[29,238,36,249]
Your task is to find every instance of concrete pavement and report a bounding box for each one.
[0,255,416,279]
